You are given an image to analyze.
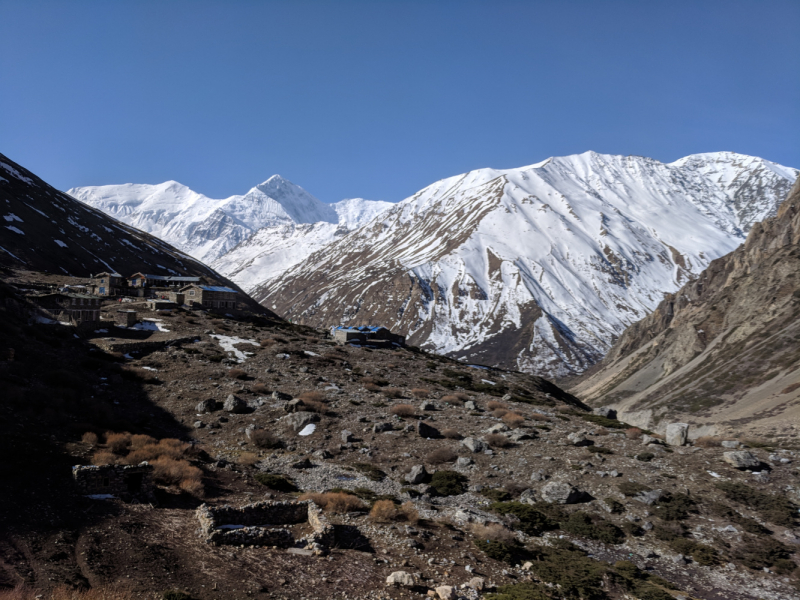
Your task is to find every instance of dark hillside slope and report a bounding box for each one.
[0,153,250,296]
[570,176,800,440]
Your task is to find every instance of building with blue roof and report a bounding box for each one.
[332,325,405,347]
[179,283,238,309]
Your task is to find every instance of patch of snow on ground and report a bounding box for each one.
[210,334,259,363]
[132,319,170,332]
[3,213,22,222]
[0,162,33,184]
[0,245,24,262]
[54,240,67,248]
[86,494,116,500]
[5,226,24,235]
[298,423,316,436]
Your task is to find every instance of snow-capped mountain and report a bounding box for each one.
[252,151,797,378]
[68,178,393,288]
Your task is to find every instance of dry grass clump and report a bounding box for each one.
[91,450,117,466]
[389,404,416,418]
[695,436,722,448]
[227,368,248,380]
[625,427,643,440]
[441,394,464,405]
[300,399,328,414]
[487,400,507,411]
[411,388,430,399]
[0,585,135,600]
[105,432,132,453]
[470,522,517,544]
[381,388,404,399]
[780,382,800,395]
[237,452,259,466]
[364,383,381,393]
[492,408,509,419]
[300,492,366,513]
[252,382,269,394]
[251,429,282,449]
[298,391,326,403]
[81,431,99,445]
[124,438,187,463]
[442,428,462,440]
[150,457,203,495]
[369,500,419,524]
[427,447,458,464]
[486,433,512,448]
[259,338,276,347]
[362,376,389,387]
[595,427,609,436]
[529,413,551,422]
[502,412,525,429]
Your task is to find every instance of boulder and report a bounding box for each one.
[455,457,474,469]
[280,411,320,432]
[272,390,292,401]
[341,430,354,443]
[386,571,416,588]
[518,489,537,505]
[635,489,664,505]
[193,420,204,429]
[406,465,431,484]
[530,470,548,482]
[291,458,314,469]
[284,398,304,413]
[487,423,510,434]
[467,577,485,591]
[665,423,689,446]
[721,440,741,449]
[568,432,593,447]
[420,401,436,411]
[223,394,248,414]
[196,399,217,413]
[373,422,394,433]
[593,407,617,419]
[540,481,582,504]
[509,429,535,442]
[464,401,477,410]
[722,451,761,470]
[417,421,440,439]
[641,434,658,445]
[435,585,457,600]
[462,437,486,453]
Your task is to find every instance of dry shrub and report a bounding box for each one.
[259,338,275,347]
[300,399,328,414]
[370,499,399,522]
[492,408,509,419]
[486,433,512,448]
[471,522,517,544]
[441,394,464,405]
[298,391,326,403]
[400,501,419,524]
[364,383,381,393]
[695,436,722,448]
[91,450,117,466]
[529,413,551,422]
[389,404,416,418]
[129,434,156,449]
[105,432,131,453]
[81,432,98,445]
[487,400,506,411]
[237,452,259,466]
[780,382,800,395]
[150,456,203,493]
[124,438,188,463]
[502,412,524,428]
[381,388,404,399]
[427,447,458,464]
[252,382,269,394]
[300,492,366,513]
[411,388,430,399]
[625,427,643,440]
[227,368,248,380]
[251,430,281,449]
[0,584,135,600]
[595,427,609,436]
[442,428,462,440]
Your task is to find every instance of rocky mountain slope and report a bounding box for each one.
[254,152,797,378]
[569,176,800,438]
[69,179,393,289]
[0,152,245,288]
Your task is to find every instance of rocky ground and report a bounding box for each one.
[1,274,800,600]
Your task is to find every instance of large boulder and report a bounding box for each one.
[196,399,217,414]
[280,411,321,432]
[518,489,537,505]
[568,432,593,447]
[593,407,617,419]
[223,394,248,414]
[462,437,486,453]
[386,571,416,587]
[406,465,431,484]
[722,451,761,470]
[540,481,583,504]
[417,421,440,439]
[665,423,689,446]
[435,586,457,600]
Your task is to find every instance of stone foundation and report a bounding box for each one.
[72,463,154,500]
[196,500,333,552]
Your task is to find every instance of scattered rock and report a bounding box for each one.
[462,437,486,453]
[341,430,354,443]
[665,423,689,446]
[291,458,314,469]
[406,465,431,484]
[487,423,509,434]
[417,421,440,438]
[196,399,217,413]
[567,432,593,447]
[467,577,485,591]
[223,394,248,414]
[593,407,617,419]
[434,585,457,600]
[722,451,761,470]
[721,440,741,449]
[641,434,658,445]
[193,420,205,429]
[455,457,474,469]
[373,422,394,433]
[420,401,436,411]
[313,449,331,459]
[635,489,664,505]
[280,411,321,432]
[518,489,537,505]
[272,391,292,401]
[509,430,535,442]
[464,401,477,410]
[540,481,582,504]
[530,469,548,482]
[386,571,416,588]
[284,399,304,412]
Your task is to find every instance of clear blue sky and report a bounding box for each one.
[1,0,798,203]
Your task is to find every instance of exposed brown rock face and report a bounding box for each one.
[570,177,800,437]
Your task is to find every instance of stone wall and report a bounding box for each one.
[196,500,333,552]
[72,464,154,500]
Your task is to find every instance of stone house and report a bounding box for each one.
[180,284,238,309]
[90,272,124,296]
[129,273,203,289]
[72,463,154,500]
[332,325,405,347]
[29,292,101,325]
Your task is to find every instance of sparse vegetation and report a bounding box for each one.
[300,491,365,513]
[716,481,797,526]
[426,447,458,464]
[486,433,512,448]
[429,470,467,496]
[254,473,297,492]
[250,430,282,449]
[389,404,415,418]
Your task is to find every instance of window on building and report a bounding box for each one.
[189,290,195,296]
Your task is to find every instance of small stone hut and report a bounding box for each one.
[90,272,124,296]
[72,463,154,499]
[29,292,101,325]
[180,284,238,309]
[116,309,138,327]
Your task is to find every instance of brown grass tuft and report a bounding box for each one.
[227,368,248,380]
[389,404,416,418]
[694,436,722,448]
[470,522,517,544]
[441,428,462,440]
[91,450,117,466]
[150,456,203,495]
[298,391,326,403]
[300,492,366,513]
[252,382,269,394]
[364,383,381,393]
[381,388,404,399]
[529,413,551,422]
[0,584,136,600]
[105,432,131,453]
[237,452,259,466]
[81,432,98,445]
[411,388,430,399]
[441,394,464,405]
[427,447,458,464]
[259,338,275,347]
[625,427,643,440]
[251,430,282,449]
[369,499,419,524]
[487,400,506,411]
[486,433,512,448]
[502,412,524,428]
[492,408,509,419]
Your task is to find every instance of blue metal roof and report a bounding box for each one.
[199,286,236,292]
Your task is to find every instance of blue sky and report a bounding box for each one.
[1,0,798,203]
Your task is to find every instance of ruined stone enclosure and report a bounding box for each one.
[196,500,333,551]
[72,464,154,500]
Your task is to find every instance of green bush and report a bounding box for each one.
[636,452,655,462]
[716,481,797,527]
[522,546,610,600]
[490,502,557,536]
[254,473,297,492]
[733,535,794,570]
[618,481,651,496]
[485,583,553,600]
[773,558,798,575]
[709,502,771,534]
[474,539,517,563]
[353,462,386,481]
[162,592,192,600]
[429,470,467,496]
[653,493,696,521]
[482,488,513,502]
[603,498,625,514]
[560,511,625,545]
[669,538,719,566]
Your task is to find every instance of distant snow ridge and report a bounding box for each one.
[68,177,393,290]
[252,151,797,378]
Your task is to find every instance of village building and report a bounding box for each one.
[29,292,101,325]
[129,273,204,289]
[332,325,405,347]
[180,284,238,309]
[89,272,124,296]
